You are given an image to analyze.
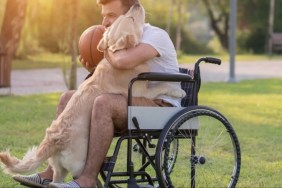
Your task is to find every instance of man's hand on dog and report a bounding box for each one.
[79,56,96,72]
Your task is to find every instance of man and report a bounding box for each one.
[13,0,182,187]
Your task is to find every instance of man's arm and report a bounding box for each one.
[105,43,159,70]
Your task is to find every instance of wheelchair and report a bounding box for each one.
[98,57,241,188]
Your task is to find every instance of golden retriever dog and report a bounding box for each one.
[0,3,185,183]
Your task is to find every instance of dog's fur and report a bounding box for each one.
[0,3,185,183]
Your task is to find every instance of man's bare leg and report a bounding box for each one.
[74,94,128,187]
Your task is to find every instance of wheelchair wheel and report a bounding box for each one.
[155,106,241,188]
[161,138,178,173]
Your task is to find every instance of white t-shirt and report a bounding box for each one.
[141,23,182,107]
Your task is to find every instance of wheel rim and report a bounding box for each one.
[156,107,241,188]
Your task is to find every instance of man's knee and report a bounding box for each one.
[59,90,75,102]
[93,94,126,109]
[57,90,75,115]
[93,94,127,131]
[92,94,127,118]
[93,95,112,112]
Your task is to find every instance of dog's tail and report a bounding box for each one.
[0,146,53,175]
[0,116,72,175]
[0,125,62,175]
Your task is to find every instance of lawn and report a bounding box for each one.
[12,53,81,70]
[0,78,282,187]
[200,79,282,187]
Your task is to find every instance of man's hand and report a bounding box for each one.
[79,56,96,72]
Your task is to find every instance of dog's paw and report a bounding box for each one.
[167,89,186,98]
[97,38,107,52]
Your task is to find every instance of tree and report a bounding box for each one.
[202,0,229,51]
[69,0,79,90]
[0,0,28,87]
[166,0,175,35]
[237,0,282,53]
[53,0,79,90]
[267,0,275,55]
[175,0,184,52]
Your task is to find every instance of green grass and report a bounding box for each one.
[0,79,282,187]
[12,53,81,70]
[0,93,60,187]
[199,79,282,187]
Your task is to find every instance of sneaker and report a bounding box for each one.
[13,174,52,188]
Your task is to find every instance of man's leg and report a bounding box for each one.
[74,94,128,187]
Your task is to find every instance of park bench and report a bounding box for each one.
[271,33,282,51]
[0,51,7,88]
[0,50,11,95]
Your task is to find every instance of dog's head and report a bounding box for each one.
[127,3,145,27]
[97,3,145,53]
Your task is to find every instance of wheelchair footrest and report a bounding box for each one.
[101,156,116,172]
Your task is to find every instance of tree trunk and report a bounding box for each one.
[202,0,229,51]
[0,0,28,87]
[268,0,275,55]
[69,0,78,90]
[175,0,183,53]
[166,0,174,35]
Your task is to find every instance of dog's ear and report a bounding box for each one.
[126,35,136,48]
[97,37,107,52]
[108,36,125,52]
[108,35,136,52]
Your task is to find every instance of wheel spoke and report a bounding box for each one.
[155,106,241,188]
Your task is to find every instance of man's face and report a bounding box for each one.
[101,0,127,28]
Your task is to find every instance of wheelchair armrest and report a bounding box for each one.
[135,72,192,82]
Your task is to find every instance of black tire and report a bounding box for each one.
[155,106,241,188]
[160,139,178,174]
[96,179,103,188]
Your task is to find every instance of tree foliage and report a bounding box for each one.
[12,0,102,56]
[237,0,282,53]
[1,0,281,57]
[201,0,229,51]
[198,0,282,54]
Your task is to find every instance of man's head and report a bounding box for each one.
[97,0,139,27]
[97,0,138,9]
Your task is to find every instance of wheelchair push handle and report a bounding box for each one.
[204,57,221,65]
[195,57,221,66]
[194,57,221,75]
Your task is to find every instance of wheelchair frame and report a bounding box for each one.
[98,57,241,188]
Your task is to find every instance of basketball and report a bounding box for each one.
[79,25,106,67]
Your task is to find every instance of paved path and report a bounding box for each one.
[182,59,282,82]
[0,59,281,95]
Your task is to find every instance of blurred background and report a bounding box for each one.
[0,0,282,90]
[0,2,282,186]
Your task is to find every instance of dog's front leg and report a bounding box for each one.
[139,82,186,99]
[49,158,68,183]
[97,36,108,52]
